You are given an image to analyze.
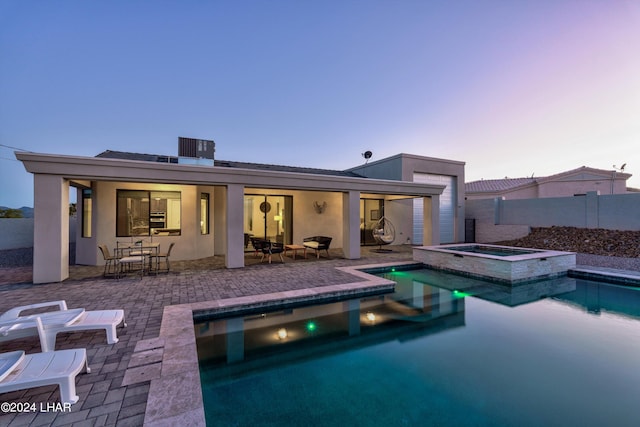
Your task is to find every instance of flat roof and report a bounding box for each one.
[17,152,445,197]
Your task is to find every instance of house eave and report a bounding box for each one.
[16,152,445,197]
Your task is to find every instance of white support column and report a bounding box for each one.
[213,186,226,256]
[342,191,361,259]
[422,195,440,246]
[225,184,245,268]
[33,174,69,284]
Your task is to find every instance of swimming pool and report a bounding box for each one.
[196,267,640,426]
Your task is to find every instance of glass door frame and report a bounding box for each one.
[360,198,384,246]
[244,194,293,246]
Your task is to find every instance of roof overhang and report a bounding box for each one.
[16,152,445,198]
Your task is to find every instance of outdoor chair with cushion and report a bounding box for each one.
[117,254,146,279]
[260,241,285,264]
[0,347,90,404]
[98,244,120,277]
[303,236,333,259]
[249,237,268,258]
[0,300,126,352]
[149,242,175,274]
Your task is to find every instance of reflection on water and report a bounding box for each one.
[196,281,465,378]
[382,267,577,306]
[554,279,640,319]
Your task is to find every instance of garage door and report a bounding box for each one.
[412,173,456,244]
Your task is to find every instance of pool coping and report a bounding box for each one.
[569,266,640,287]
[141,261,414,426]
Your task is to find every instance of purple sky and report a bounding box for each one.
[1,0,639,207]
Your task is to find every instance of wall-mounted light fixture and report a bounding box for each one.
[313,201,327,214]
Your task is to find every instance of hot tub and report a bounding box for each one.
[413,243,576,285]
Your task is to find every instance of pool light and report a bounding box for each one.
[277,328,288,340]
[366,312,376,322]
[306,321,317,332]
[453,290,471,298]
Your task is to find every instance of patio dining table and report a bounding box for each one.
[115,241,161,275]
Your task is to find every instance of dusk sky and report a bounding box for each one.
[1,0,639,208]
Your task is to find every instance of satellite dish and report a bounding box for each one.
[362,151,373,163]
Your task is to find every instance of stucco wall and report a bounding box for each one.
[349,153,466,243]
[537,179,627,197]
[245,188,344,246]
[79,181,215,265]
[467,172,629,201]
[466,192,640,242]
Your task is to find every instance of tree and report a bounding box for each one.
[0,208,23,218]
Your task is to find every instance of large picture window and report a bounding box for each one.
[117,190,181,237]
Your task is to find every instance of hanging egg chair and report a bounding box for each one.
[372,217,395,252]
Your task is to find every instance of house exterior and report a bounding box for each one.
[348,153,466,244]
[465,166,632,201]
[16,145,464,284]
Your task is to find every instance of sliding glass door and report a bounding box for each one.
[244,195,293,245]
[360,198,384,245]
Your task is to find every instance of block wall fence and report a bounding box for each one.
[466,192,640,243]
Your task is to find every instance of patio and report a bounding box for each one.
[0,246,414,426]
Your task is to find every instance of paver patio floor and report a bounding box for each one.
[0,246,415,426]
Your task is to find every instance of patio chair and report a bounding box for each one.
[117,254,146,279]
[149,242,175,274]
[98,244,120,277]
[303,236,333,259]
[372,217,396,253]
[0,347,90,404]
[260,241,285,264]
[249,237,268,257]
[0,300,126,352]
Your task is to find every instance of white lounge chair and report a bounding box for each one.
[0,300,126,352]
[0,346,90,404]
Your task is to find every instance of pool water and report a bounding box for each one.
[196,268,640,427]
[440,245,538,257]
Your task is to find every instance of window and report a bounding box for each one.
[81,189,92,238]
[243,195,293,244]
[117,190,181,237]
[200,193,209,235]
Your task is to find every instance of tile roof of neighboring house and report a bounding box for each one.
[465,166,632,194]
[465,177,536,193]
[95,150,364,178]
